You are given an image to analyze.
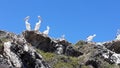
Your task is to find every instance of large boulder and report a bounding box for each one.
[23,31,52,52]
[23,31,83,57]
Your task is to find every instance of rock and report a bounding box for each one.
[104,41,120,53]
[3,41,22,68]
[55,44,64,54]
[65,46,83,57]
[23,31,52,52]
[0,30,51,68]
[0,30,8,38]
[0,64,11,68]
[10,42,50,68]
[23,31,83,57]
[90,42,120,65]
[2,30,120,68]
[101,47,120,64]
[111,53,120,64]
[85,59,101,68]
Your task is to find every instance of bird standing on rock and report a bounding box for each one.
[34,16,42,31]
[115,29,120,41]
[87,34,96,42]
[43,26,50,35]
[25,16,31,31]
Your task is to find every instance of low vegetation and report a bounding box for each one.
[37,49,86,68]
[37,40,119,68]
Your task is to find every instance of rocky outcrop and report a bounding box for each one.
[1,42,50,68]
[1,30,120,68]
[0,30,50,68]
[74,41,120,68]
[104,41,120,53]
[0,30,85,68]
[23,31,52,52]
[65,46,83,57]
[23,31,83,57]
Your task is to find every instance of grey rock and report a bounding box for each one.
[0,30,50,68]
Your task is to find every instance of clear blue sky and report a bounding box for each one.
[0,0,120,43]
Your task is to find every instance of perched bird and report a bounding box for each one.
[34,16,42,31]
[43,26,50,35]
[115,29,120,40]
[87,34,96,42]
[24,16,31,31]
[116,34,120,40]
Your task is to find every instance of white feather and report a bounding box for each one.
[25,16,31,31]
[43,26,50,35]
[34,16,42,31]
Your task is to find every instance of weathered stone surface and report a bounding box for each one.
[1,30,120,68]
[23,31,52,52]
[104,41,120,53]
[65,46,83,57]
[23,31,83,57]
[0,30,50,68]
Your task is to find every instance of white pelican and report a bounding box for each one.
[43,26,50,35]
[34,16,42,31]
[87,34,96,42]
[24,16,31,31]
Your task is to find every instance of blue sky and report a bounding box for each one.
[0,0,120,43]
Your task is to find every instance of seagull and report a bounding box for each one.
[87,34,96,42]
[34,16,42,31]
[43,26,50,35]
[24,16,31,31]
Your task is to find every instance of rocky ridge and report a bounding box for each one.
[0,30,120,68]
